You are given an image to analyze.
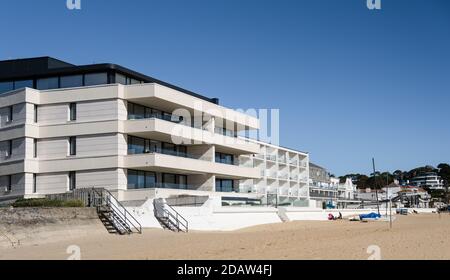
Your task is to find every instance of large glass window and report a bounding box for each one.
[14,80,33,90]
[0,81,14,94]
[60,75,83,88]
[215,152,234,165]
[127,102,183,123]
[84,73,108,86]
[127,170,156,189]
[115,73,127,85]
[127,136,187,158]
[216,179,234,192]
[128,136,145,154]
[162,173,188,189]
[37,77,59,90]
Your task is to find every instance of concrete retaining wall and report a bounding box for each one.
[0,207,98,227]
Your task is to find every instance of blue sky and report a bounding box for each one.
[1,0,449,175]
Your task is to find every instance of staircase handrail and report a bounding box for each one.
[92,188,142,234]
[153,199,188,233]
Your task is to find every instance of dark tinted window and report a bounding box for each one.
[60,75,83,88]
[116,73,127,85]
[37,77,59,90]
[84,73,108,86]
[0,81,14,94]
[14,80,33,90]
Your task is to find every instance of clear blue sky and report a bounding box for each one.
[1,0,449,176]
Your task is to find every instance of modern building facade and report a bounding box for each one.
[309,163,358,208]
[409,172,444,190]
[0,57,262,203]
[239,139,310,206]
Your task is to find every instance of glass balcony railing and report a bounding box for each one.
[128,182,195,190]
[128,148,212,161]
[266,155,277,162]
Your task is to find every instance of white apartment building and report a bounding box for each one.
[0,57,262,203]
[410,172,444,190]
[239,139,310,207]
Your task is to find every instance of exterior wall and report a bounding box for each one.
[77,134,124,157]
[0,85,263,200]
[36,172,69,194]
[37,103,68,125]
[188,174,215,192]
[36,137,68,159]
[238,139,310,203]
[77,99,120,122]
[76,168,126,191]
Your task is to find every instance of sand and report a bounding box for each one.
[1,214,449,260]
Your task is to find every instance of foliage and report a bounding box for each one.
[12,198,84,208]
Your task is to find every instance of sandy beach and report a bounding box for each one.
[1,214,449,260]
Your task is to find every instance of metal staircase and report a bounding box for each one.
[153,198,188,233]
[47,188,142,235]
[92,188,142,235]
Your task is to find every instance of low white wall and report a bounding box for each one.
[280,207,382,221]
[125,199,162,229]
[408,208,437,214]
[125,198,281,231]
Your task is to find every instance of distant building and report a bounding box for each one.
[309,163,358,208]
[409,172,444,190]
[357,183,430,208]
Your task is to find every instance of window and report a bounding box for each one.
[69,103,77,121]
[162,173,188,189]
[216,179,234,192]
[34,104,38,123]
[162,143,176,156]
[0,81,14,94]
[215,152,234,165]
[33,139,38,158]
[69,172,76,191]
[37,77,59,90]
[6,140,12,158]
[60,75,83,88]
[127,136,145,155]
[127,170,156,189]
[84,73,108,86]
[6,175,12,192]
[7,106,13,122]
[33,174,37,193]
[115,73,127,85]
[130,78,141,85]
[69,137,76,156]
[14,80,33,90]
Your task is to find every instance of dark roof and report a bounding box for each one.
[0,56,218,104]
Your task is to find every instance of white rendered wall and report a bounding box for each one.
[77,99,120,122]
[76,168,126,190]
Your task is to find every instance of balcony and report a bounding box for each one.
[124,118,260,155]
[124,153,260,179]
[266,155,277,162]
[128,182,196,191]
